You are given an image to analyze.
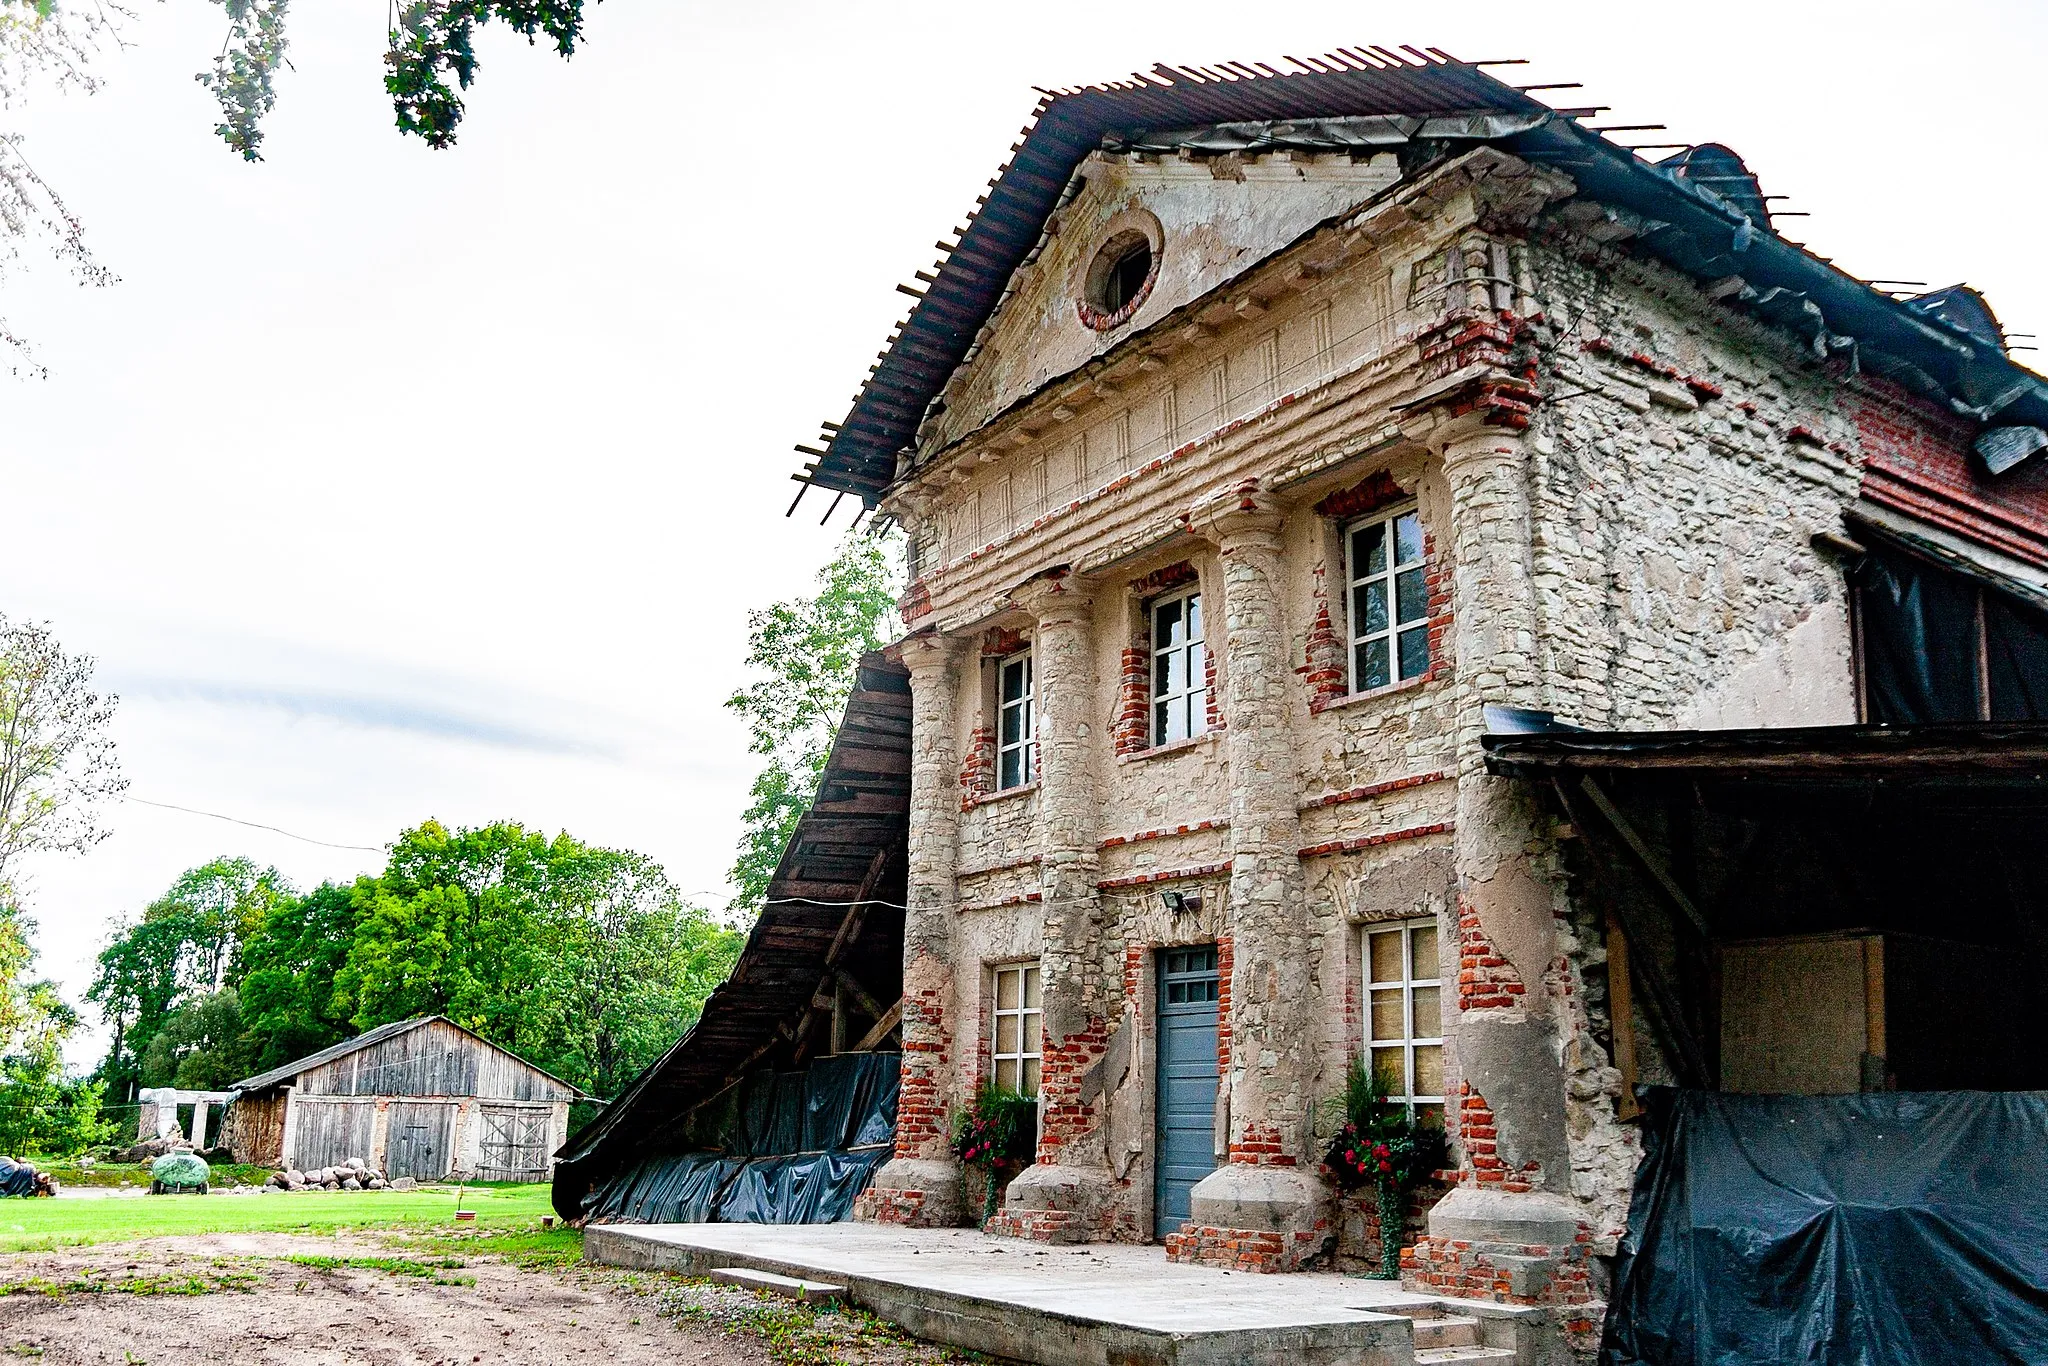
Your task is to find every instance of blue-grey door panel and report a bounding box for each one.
[1155,944,1221,1239]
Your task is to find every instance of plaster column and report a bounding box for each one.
[190,1099,209,1151]
[863,631,970,1227]
[1180,490,1332,1268]
[1001,570,1116,1237]
[1423,416,1584,1271]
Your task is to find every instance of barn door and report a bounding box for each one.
[386,1101,458,1179]
[477,1107,551,1180]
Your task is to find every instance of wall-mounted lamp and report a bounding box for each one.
[1161,889,1203,916]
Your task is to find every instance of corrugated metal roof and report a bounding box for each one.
[793,49,2048,509]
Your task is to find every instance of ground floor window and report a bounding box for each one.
[1365,918,1444,1122]
[991,962,1042,1096]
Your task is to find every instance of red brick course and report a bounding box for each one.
[1456,896,1528,1011]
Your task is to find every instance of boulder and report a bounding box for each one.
[285,1169,305,1186]
[390,1176,418,1191]
[340,1176,361,1191]
[345,1156,366,1171]
[365,1176,386,1190]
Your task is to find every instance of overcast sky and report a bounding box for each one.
[6,0,2044,1067]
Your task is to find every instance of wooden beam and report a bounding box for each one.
[852,1000,903,1053]
[834,968,887,1021]
[1607,913,1640,1122]
[1577,775,1713,940]
[1552,778,1715,1089]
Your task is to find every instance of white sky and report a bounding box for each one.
[5,0,2044,1068]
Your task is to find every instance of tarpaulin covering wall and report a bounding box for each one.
[1602,1088,2048,1366]
[1857,545,2048,723]
[582,1051,898,1225]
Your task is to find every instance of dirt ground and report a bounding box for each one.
[0,1232,978,1365]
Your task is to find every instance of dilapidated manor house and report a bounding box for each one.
[565,51,2048,1363]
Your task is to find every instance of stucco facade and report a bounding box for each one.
[833,99,2035,1357]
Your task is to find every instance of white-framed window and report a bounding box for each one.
[1346,506,1430,693]
[991,962,1042,1096]
[997,651,1035,790]
[1150,586,1208,746]
[1364,917,1444,1119]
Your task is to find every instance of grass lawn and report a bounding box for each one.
[0,1181,558,1252]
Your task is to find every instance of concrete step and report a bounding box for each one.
[1412,1314,1483,1350]
[707,1266,846,1304]
[1413,1348,1517,1364]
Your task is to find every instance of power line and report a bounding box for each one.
[120,796,386,854]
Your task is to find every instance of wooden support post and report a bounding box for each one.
[1552,777,1715,1089]
[1607,914,1640,1121]
[830,978,848,1056]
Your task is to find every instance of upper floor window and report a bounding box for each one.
[1855,542,2048,723]
[1150,587,1207,746]
[997,651,1035,789]
[1365,918,1444,1123]
[1346,506,1429,692]
[991,962,1042,1096]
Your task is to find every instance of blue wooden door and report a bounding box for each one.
[1155,944,1221,1239]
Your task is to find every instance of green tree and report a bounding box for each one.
[0,613,124,887]
[88,857,290,1098]
[138,986,254,1090]
[726,530,902,907]
[236,881,357,1072]
[0,905,114,1157]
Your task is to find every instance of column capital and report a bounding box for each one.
[897,630,966,681]
[1186,479,1285,554]
[1406,410,1530,477]
[1008,567,1095,627]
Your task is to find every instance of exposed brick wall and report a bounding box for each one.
[1035,1015,1109,1165]
[1852,380,2048,569]
[1113,643,1150,755]
[1227,1119,1297,1166]
[1164,1216,1331,1272]
[1297,585,1347,708]
[894,986,950,1159]
[1456,896,1528,1010]
[1313,469,1408,520]
[1457,1082,1540,1193]
[959,725,996,805]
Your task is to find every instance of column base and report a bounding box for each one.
[1165,1164,1333,1272]
[854,1157,967,1228]
[1404,1187,1600,1360]
[985,1161,1114,1243]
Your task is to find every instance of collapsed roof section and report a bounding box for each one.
[790,50,2048,511]
[553,652,911,1182]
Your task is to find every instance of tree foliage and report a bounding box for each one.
[92,820,743,1103]
[0,903,114,1157]
[0,613,125,886]
[725,530,902,907]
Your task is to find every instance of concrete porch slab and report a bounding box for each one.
[583,1221,1445,1365]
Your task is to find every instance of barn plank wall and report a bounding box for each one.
[294,1020,575,1102]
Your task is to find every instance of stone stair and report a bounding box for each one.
[1380,1302,1523,1364]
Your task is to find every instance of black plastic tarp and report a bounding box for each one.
[0,1157,38,1198]
[1857,545,2048,724]
[583,1050,898,1225]
[1603,1088,2048,1366]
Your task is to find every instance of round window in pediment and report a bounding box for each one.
[1078,228,1159,332]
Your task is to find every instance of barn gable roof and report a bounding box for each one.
[230,1015,585,1098]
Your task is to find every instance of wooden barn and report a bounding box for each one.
[226,1017,583,1182]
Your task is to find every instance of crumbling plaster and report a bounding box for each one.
[874,145,1897,1270]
